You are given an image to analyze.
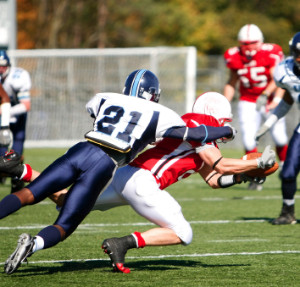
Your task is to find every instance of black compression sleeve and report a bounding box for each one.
[163,125,232,144]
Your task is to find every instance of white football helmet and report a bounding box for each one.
[238,24,263,58]
[192,92,232,126]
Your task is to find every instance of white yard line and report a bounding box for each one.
[0,250,299,266]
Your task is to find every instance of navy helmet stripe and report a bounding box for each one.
[130,69,147,97]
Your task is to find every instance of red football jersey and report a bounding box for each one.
[130,113,219,189]
[224,43,284,103]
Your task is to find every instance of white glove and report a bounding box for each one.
[0,127,13,148]
[255,124,270,143]
[256,145,276,169]
[256,93,268,111]
[240,173,266,184]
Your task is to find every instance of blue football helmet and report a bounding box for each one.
[123,69,160,103]
[289,32,300,70]
[0,50,11,79]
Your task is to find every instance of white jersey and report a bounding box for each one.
[85,92,186,163]
[274,57,300,110]
[2,67,31,106]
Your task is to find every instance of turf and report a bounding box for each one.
[0,148,299,287]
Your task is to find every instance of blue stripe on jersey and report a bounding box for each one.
[130,69,147,97]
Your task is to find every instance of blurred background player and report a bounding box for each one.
[0,83,12,149]
[223,24,288,190]
[255,32,300,225]
[0,50,31,193]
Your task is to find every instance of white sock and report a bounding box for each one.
[32,235,45,253]
[283,199,295,206]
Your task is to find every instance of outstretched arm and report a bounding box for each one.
[255,90,293,141]
[163,125,235,144]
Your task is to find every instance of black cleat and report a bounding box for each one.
[11,177,25,193]
[272,204,297,225]
[102,237,131,273]
[4,233,34,275]
[0,150,24,178]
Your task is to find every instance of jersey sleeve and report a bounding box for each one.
[12,68,31,100]
[224,47,242,70]
[262,43,284,67]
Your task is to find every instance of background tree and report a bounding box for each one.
[17,0,300,55]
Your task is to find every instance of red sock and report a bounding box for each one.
[132,231,146,248]
[276,145,288,162]
[246,147,257,154]
[22,164,32,182]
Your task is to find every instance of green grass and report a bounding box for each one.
[0,148,300,287]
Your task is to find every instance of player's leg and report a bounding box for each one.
[4,142,117,274]
[272,125,300,225]
[238,101,263,190]
[102,167,192,273]
[270,117,288,169]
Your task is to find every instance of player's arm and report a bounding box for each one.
[223,70,238,102]
[256,66,280,111]
[199,146,259,175]
[0,83,12,147]
[163,124,236,145]
[255,90,293,141]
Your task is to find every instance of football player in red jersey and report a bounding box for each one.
[223,24,288,190]
[0,92,276,274]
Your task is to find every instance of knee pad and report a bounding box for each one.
[173,220,193,246]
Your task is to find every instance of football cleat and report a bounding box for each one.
[0,150,24,178]
[11,177,25,193]
[102,238,131,273]
[4,233,34,275]
[272,204,297,225]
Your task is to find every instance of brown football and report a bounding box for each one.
[241,152,279,177]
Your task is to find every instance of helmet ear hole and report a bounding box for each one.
[123,69,160,103]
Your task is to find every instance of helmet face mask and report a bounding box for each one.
[0,50,10,80]
[123,69,160,103]
[238,24,263,58]
[289,32,300,71]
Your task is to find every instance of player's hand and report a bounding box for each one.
[240,173,266,184]
[256,145,276,169]
[0,126,12,148]
[256,93,268,111]
[255,124,270,143]
[221,123,237,143]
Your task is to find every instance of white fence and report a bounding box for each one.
[6,48,299,150]
[7,47,197,147]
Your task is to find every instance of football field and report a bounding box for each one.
[0,148,300,287]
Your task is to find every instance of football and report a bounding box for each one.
[241,152,279,177]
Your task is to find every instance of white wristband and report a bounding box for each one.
[273,97,281,104]
[1,102,11,127]
[10,103,27,117]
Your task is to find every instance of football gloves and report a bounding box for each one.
[256,145,276,169]
[256,93,268,111]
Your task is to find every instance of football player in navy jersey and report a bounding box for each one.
[0,69,236,275]
[0,92,276,274]
[256,32,300,225]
